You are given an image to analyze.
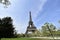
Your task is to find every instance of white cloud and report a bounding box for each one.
[32,0,47,19]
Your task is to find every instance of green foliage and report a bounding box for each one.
[41,22,56,36]
[0,17,15,38]
[0,0,11,8]
[16,34,25,38]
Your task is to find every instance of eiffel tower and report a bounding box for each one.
[25,11,37,34]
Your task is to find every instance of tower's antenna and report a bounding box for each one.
[29,11,32,22]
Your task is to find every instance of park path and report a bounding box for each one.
[31,37,60,39]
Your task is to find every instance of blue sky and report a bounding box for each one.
[0,0,60,33]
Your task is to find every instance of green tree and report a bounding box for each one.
[0,0,11,7]
[41,22,56,36]
[0,17,15,38]
[0,19,2,40]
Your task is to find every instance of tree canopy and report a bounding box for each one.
[41,22,56,36]
[0,0,11,8]
[0,17,15,38]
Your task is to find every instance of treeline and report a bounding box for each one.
[0,17,60,38]
[16,22,60,37]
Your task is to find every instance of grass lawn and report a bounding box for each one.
[1,38,58,40]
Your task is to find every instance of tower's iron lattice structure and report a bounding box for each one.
[25,11,37,34]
